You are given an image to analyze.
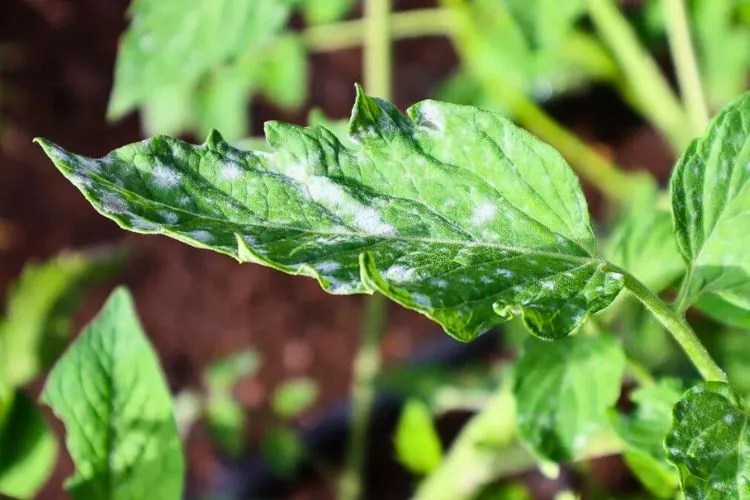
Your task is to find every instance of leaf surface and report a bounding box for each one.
[394,398,444,475]
[514,334,625,461]
[666,382,750,498]
[611,379,681,497]
[671,92,750,313]
[41,288,184,499]
[0,249,122,388]
[37,89,623,341]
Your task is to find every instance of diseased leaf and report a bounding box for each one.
[272,378,318,419]
[37,88,624,341]
[514,334,625,461]
[666,382,750,498]
[610,379,681,498]
[41,288,185,499]
[671,92,750,314]
[394,398,444,475]
[0,392,57,498]
[0,248,123,388]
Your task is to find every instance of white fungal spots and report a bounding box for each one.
[69,174,93,188]
[385,265,417,283]
[541,281,556,291]
[158,210,179,224]
[316,261,342,273]
[495,269,514,278]
[152,164,182,188]
[353,208,397,236]
[723,413,738,425]
[606,272,623,281]
[412,293,432,308]
[471,203,497,225]
[432,278,448,288]
[129,215,161,231]
[188,230,214,242]
[692,385,705,394]
[221,162,243,180]
[101,192,128,214]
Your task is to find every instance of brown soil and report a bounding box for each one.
[0,1,673,499]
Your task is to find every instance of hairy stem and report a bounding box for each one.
[338,4,391,499]
[621,269,727,382]
[663,0,710,136]
[302,8,452,53]
[587,0,691,151]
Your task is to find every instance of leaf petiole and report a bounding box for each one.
[619,268,727,382]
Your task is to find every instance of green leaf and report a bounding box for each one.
[37,88,624,342]
[505,0,586,50]
[0,392,57,498]
[394,398,443,475]
[0,248,123,388]
[109,0,292,119]
[301,0,356,25]
[716,329,750,395]
[605,201,685,293]
[696,293,750,330]
[257,36,308,110]
[514,334,625,461]
[41,288,185,499]
[671,92,750,314]
[272,378,318,419]
[204,349,259,395]
[260,426,304,477]
[610,379,682,498]
[205,396,246,458]
[666,382,750,498]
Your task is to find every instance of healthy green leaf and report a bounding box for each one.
[205,396,246,458]
[0,392,57,498]
[272,378,318,419]
[605,201,684,293]
[716,329,750,395]
[37,87,624,341]
[514,334,625,461]
[610,379,682,498]
[666,382,750,498]
[257,36,308,111]
[204,349,259,395]
[0,248,123,388]
[394,398,444,475]
[261,426,304,477]
[302,0,356,25]
[109,0,292,119]
[41,288,185,499]
[671,92,750,314]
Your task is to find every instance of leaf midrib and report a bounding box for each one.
[69,166,596,268]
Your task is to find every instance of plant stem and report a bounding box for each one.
[663,0,710,135]
[587,0,691,151]
[338,3,391,499]
[302,8,452,54]
[621,269,727,382]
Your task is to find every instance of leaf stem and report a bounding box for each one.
[338,2,392,499]
[620,269,726,382]
[302,8,452,53]
[587,0,691,151]
[663,0,710,136]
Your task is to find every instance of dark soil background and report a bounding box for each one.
[0,0,674,498]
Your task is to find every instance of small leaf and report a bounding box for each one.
[0,248,123,388]
[301,0,356,25]
[666,382,750,498]
[394,398,443,475]
[257,36,308,110]
[260,426,304,478]
[41,288,185,499]
[514,334,625,461]
[37,88,624,342]
[272,378,318,419]
[671,92,750,314]
[0,392,57,498]
[204,349,259,395]
[205,396,246,458]
[611,379,682,498]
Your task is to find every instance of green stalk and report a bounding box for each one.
[587,0,691,151]
[620,269,727,382]
[337,3,391,499]
[663,0,710,135]
[303,8,452,53]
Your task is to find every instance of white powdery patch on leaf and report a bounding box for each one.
[101,192,129,214]
[152,164,182,188]
[353,207,397,236]
[384,264,418,283]
[316,261,342,273]
[471,203,498,226]
[158,210,179,224]
[188,230,214,243]
[221,162,244,181]
[416,101,445,130]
